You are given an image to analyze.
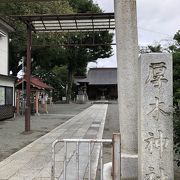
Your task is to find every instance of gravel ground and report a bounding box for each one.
[1,101,179,179]
[0,102,91,162]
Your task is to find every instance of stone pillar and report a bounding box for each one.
[138,53,174,179]
[114,0,139,178]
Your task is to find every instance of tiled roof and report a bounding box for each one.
[16,76,53,90]
[78,68,117,85]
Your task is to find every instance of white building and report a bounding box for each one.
[0,18,15,120]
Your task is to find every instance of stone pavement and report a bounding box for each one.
[0,103,91,162]
[0,104,108,180]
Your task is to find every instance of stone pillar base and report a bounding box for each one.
[121,154,138,180]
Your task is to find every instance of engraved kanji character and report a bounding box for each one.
[147,97,170,121]
[145,167,156,180]
[144,130,169,158]
[146,62,168,88]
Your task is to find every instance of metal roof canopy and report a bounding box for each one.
[14,12,115,132]
[78,68,117,85]
[15,13,115,32]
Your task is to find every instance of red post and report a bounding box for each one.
[35,91,39,115]
[25,24,32,131]
[16,90,20,114]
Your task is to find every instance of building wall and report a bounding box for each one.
[0,27,8,75]
[0,23,15,120]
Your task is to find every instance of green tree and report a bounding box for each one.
[148,44,162,52]
[64,31,113,101]
[67,0,101,13]
[0,0,113,101]
[147,32,180,166]
[142,34,180,166]
[170,30,180,166]
[0,1,73,76]
[60,0,113,101]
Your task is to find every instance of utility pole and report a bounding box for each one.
[25,23,32,132]
[21,57,25,115]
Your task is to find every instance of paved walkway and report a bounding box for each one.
[0,104,108,180]
[0,103,91,162]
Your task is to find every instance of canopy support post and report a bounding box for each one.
[25,23,32,132]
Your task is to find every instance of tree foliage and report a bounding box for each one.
[60,0,113,101]
[0,1,73,76]
[171,30,180,166]
[0,0,113,101]
[148,44,162,52]
[67,0,102,13]
[147,31,180,166]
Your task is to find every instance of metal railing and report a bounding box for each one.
[51,134,121,180]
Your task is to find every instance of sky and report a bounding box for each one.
[88,0,180,68]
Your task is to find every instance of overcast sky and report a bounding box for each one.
[88,0,180,68]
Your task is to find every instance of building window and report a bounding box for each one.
[0,86,13,106]
[0,87,5,105]
[5,87,13,105]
